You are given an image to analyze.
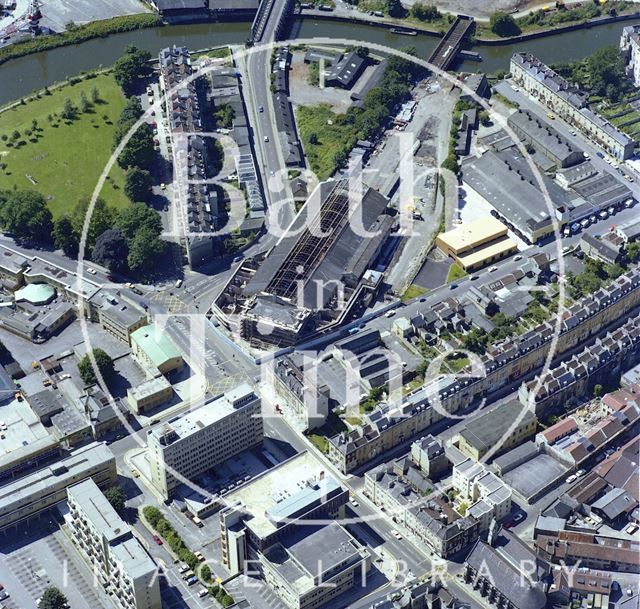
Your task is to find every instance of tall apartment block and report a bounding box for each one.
[148,383,264,498]
[66,479,161,609]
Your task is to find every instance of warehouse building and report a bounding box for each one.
[436,217,517,272]
[130,325,183,376]
[508,108,584,169]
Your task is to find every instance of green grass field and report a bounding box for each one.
[297,104,358,180]
[446,262,467,283]
[0,74,130,218]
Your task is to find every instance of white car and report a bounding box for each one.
[565,474,577,484]
[391,529,402,540]
[87,267,97,275]
[350,498,359,508]
[263,135,269,142]
[576,469,586,477]
[514,254,522,261]
[489,266,498,272]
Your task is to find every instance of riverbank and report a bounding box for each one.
[298,6,640,45]
[0,13,162,67]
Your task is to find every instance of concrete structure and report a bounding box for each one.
[510,53,634,161]
[148,384,263,498]
[0,442,116,531]
[410,435,449,480]
[220,452,349,575]
[260,522,370,609]
[455,401,537,461]
[621,25,640,88]
[126,376,173,415]
[67,479,161,609]
[92,292,147,345]
[436,217,517,272]
[130,325,183,375]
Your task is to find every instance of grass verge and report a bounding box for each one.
[446,262,467,283]
[401,284,428,302]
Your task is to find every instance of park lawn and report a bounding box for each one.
[446,262,467,283]
[0,73,131,218]
[297,104,358,180]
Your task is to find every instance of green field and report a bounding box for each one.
[0,73,131,218]
[446,262,467,283]
[297,104,358,181]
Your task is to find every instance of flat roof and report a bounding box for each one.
[68,478,128,542]
[131,325,182,367]
[128,376,172,400]
[0,397,51,461]
[225,451,336,538]
[151,383,255,442]
[0,442,114,516]
[14,283,55,305]
[457,237,517,268]
[438,216,508,253]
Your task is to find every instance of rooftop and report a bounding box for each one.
[437,216,508,253]
[131,325,182,368]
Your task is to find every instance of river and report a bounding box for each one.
[1,16,638,106]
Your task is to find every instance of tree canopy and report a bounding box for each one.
[489,11,521,37]
[0,190,53,243]
[72,197,115,255]
[104,485,126,513]
[78,348,115,386]
[92,229,129,272]
[116,202,162,242]
[117,123,155,170]
[38,587,69,609]
[53,215,79,257]
[127,225,165,274]
[113,46,152,95]
[124,167,152,203]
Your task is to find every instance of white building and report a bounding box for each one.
[452,455,511,532]
[67,479,161,609]
[148,383,263,498]
[621,25,640,88]
[510,52,635,161]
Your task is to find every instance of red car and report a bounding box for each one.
[152,535,163,545]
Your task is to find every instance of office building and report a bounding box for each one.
[67,479,161,609]
[127,376,173,415]
[148,384,263,498]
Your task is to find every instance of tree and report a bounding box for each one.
[124,167,152,203]
[78,348,115,386]
[38,587,68,609]
[593,383,604,397]
[308,132,319,145]
[79,90,90,113]
[410,3,440,21]
[91,85,100,103]
[585,45,630,102]
[53,215,79,257]
[114,97,144,145]
[92,229,128,271]
[61,97,76,120]
[72,197,115,254]
[113,46,152,95]
[0,190,53,243]
[127,226,165,275]
[489,11,521,37]
[386,0,406,17]
[116,203,162,242]
[31,118,38,131]
[222,596,235,608]
[627,241,640,263]
[117,123,155,169]
[104,485,126,513]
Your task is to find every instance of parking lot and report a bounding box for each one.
[0,514,111,609]
[39,0,149,33]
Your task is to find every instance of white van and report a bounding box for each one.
[175,279,183,288]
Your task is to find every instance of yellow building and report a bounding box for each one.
[436,217,518,272]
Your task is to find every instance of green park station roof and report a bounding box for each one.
[130,324,181,368]
[14,283,56,305]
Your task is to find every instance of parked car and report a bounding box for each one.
[198,588,209,598]
[152,535,163,545]
[489,266,498,272]
[565,474,577,484]
[186,575,198,586]
[576,469,586,477]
